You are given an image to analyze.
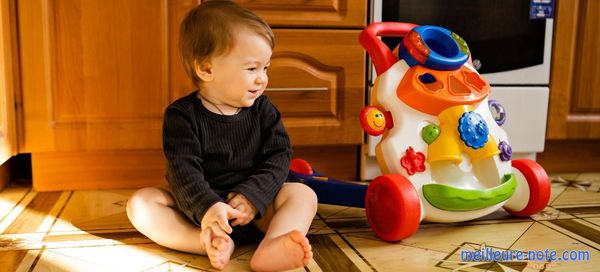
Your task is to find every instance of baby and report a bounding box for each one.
[126,1,318,270]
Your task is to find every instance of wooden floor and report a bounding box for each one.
[1,173,599,272]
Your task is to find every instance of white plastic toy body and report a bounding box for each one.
[358,23,550,241]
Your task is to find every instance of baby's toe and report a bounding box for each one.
[304,243,312,252]
[306,250,313,260]
[299,237,310,247]
[303,254,312,265]
[211,259,225,269]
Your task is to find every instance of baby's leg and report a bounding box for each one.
[126,187,207,254]
[250,183,318,271]
[127,188,236,269]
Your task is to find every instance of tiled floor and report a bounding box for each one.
[0,173,599,271]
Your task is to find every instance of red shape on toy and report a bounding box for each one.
[289,158,314,175]
[505,159,550,217]
[383,110,394,129]
[400,146,426,175]
[366,174,421,242]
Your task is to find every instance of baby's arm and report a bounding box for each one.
[163,105,224,225]
[230,97,292,219]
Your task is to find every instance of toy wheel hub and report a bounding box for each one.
[367,184,400,234]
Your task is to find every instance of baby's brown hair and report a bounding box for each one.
[179,0,274,85]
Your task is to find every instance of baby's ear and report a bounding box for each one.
[194,60,214,82]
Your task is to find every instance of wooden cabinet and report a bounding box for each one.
[16,0,366,190]
[239,0,367,145]
[547,0,600,139]
[18,0,183,190]
[269,29,364,145]
[19,0,172,152]
[0,0,17,166]
[238,0,366,28]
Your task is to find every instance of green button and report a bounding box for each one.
[422,124,440,144]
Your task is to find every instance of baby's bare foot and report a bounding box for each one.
[206,236,235,270]
[250,230,313,272]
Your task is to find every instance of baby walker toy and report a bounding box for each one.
[289,22,551,242]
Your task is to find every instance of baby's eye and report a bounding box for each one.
[247,67,257,72]
[264,66,269,72]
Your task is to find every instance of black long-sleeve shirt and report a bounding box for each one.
[163,91,292,226]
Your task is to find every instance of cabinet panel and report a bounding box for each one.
[571,0,600,114]
[0,0,17,165]
[548,0,600,139]
[270,29,365,145]
[238,0,366,28]
[267,55,338,117]
[19,0,173,152]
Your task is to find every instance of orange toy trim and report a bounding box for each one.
[396,65,490,116]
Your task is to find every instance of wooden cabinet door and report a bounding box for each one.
[238,0,367,28]
[269,29,365,145]
[17,0,199,152]
[17,0,366,189]
[18,0,366,151]
[0,0,17,165]
[548,0,600,139]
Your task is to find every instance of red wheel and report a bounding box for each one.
[506,159,550,217]
[290,158,314,175]
[365,174,421,241]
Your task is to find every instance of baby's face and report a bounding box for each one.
[207,28,272,108]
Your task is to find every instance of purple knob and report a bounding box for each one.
[488,100,506,126]
[498,141,512,161]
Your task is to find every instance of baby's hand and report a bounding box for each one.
[227,192,258,226]
[200,202,241,247]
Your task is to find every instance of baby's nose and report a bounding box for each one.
[256,73,267,84]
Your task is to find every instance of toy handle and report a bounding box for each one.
[359,22,418,76]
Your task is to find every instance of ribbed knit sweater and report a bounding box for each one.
[162,91,292,226]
